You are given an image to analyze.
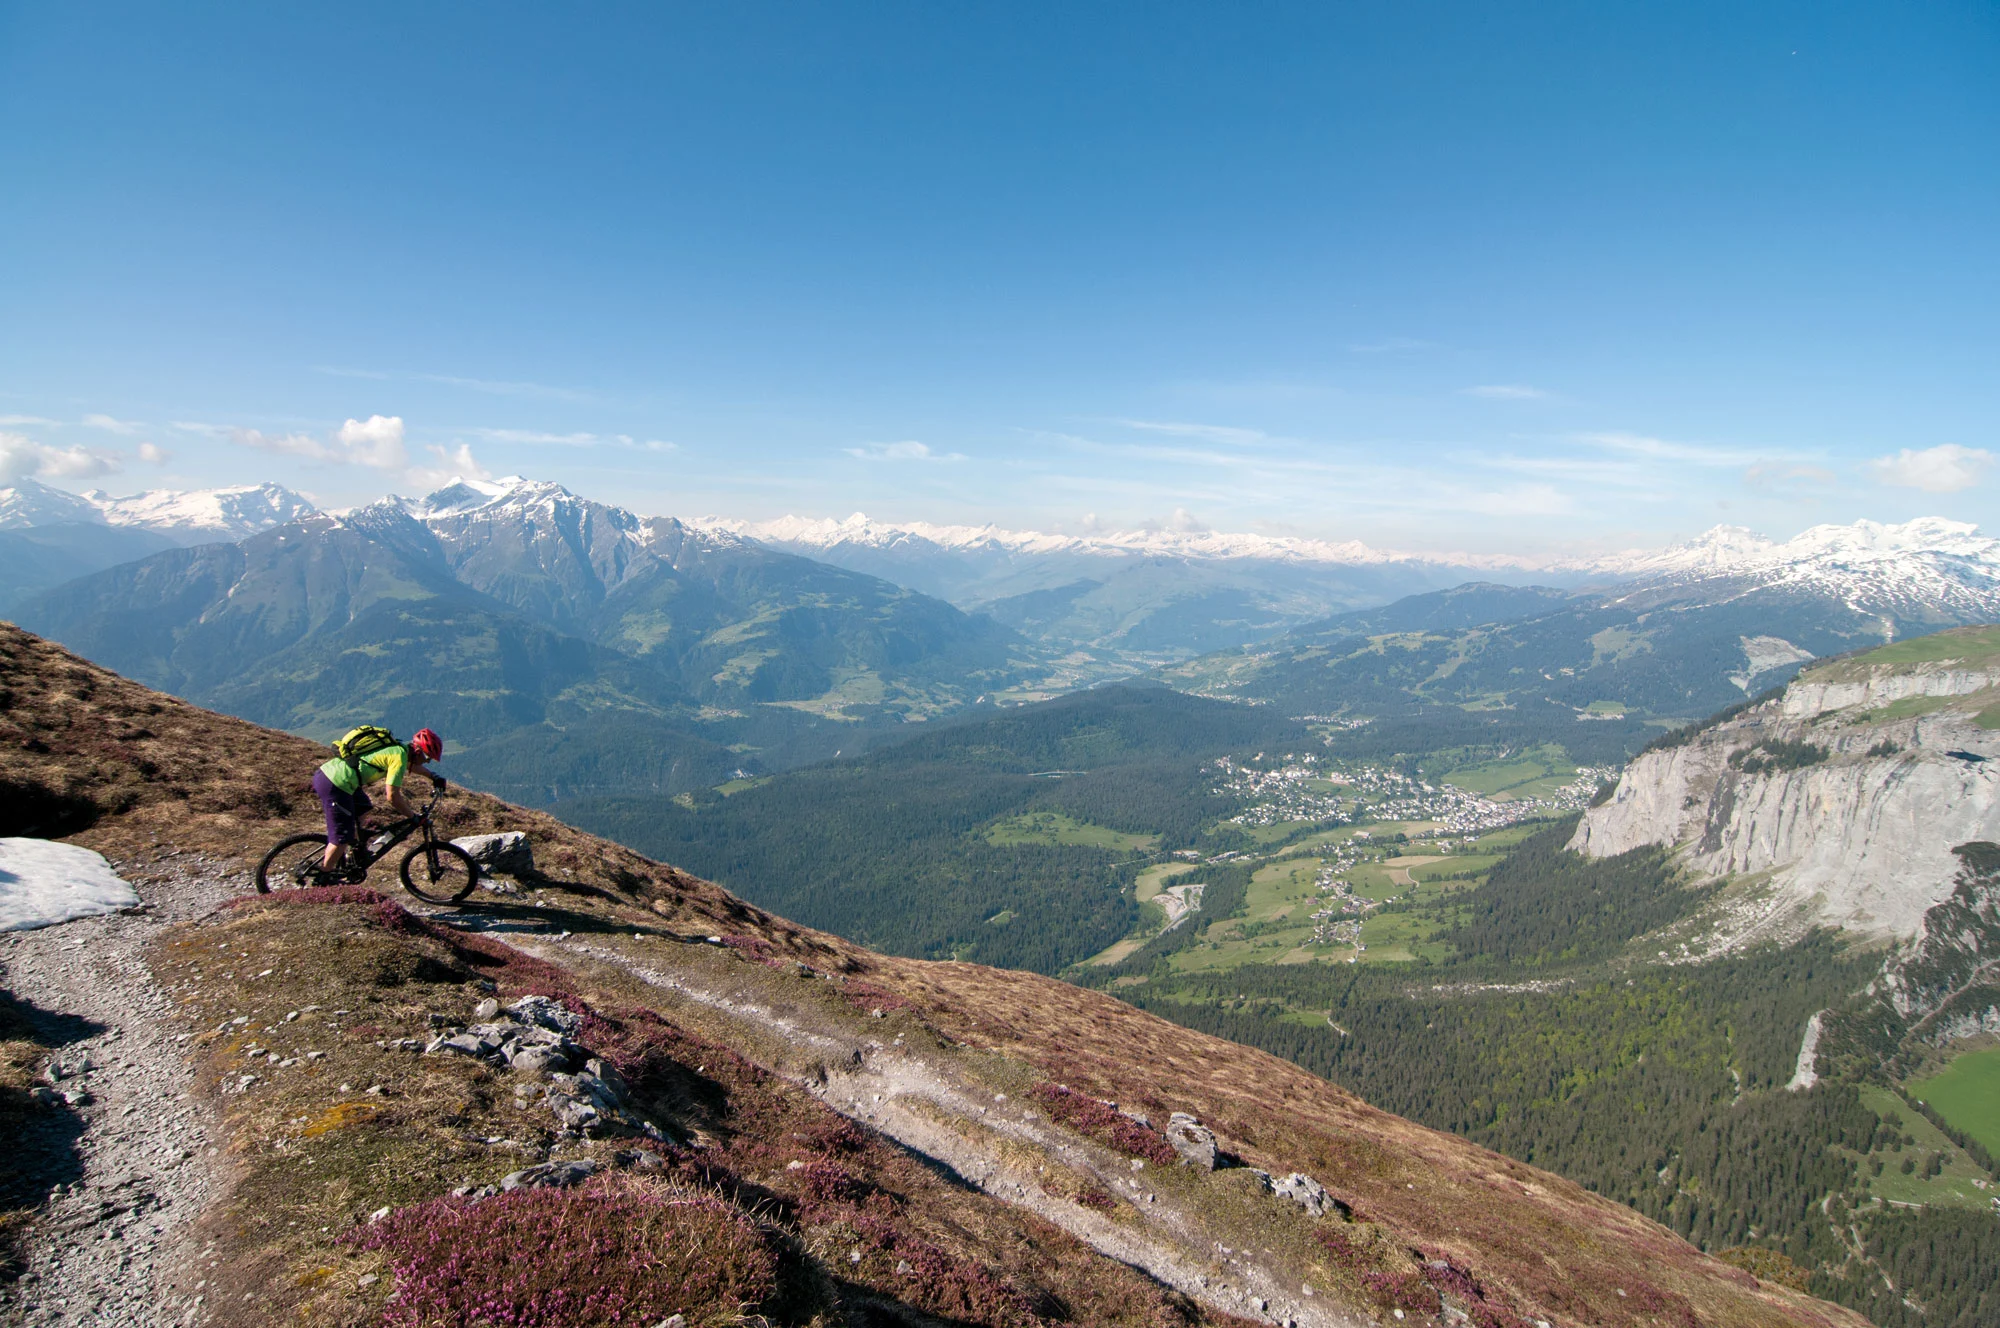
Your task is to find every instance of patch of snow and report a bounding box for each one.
[1728,635,1816,692]
[0,838,141,931]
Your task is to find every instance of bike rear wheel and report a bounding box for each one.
[255,832,335,893]
[400,839,480,904]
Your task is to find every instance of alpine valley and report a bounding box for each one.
[7,476,2000,1327]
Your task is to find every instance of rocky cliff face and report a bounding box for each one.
[1571,626,2000,947]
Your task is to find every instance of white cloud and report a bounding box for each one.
[405,442,493,491]
[1117,419,1268,446]
[232,427,339,461]
[1456,483,1574,517]
[82,413,143,435]
[1867,444,1993,493]
[1139,507,1211,533]
[1462,385,1549,401]
[0,415,60,426]
[416,373,595,403]
[231,414,407,470]
[1576,431,1763,467]
[137,441,173,465]
[0,431,122,483]
[314,364,596,403]
[843,440,965,463]
[335,415,407,468]
[467,427,601,446]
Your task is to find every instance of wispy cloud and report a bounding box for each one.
[232,414,407,470]
[82,413,144,434]
[1138,507,1211,533]
[1575,431,1765,468]
[0,431,121,483]
[1480,453,1652,487]
[843,441,965,463]
[0,414,60,427]
[1115,419,1268,446]
[405,442,493,491]
[415,373,597,403]
[313,364,597,403]
[467,427,602,446]
[1867,444,1992,493]
[1462,385,1550,401]
[137,441,173,465]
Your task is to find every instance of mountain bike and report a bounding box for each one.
[254,778,481,904]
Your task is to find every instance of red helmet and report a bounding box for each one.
[410,728,443,762]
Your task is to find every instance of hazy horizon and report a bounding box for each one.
[3,3,1995,557]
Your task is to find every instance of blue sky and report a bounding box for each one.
[1,2,1995,555]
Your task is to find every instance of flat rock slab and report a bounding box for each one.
[0,837,141,932]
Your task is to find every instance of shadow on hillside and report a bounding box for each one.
[0,990,103,1265]
[418,893,725,948]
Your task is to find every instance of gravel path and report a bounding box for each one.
[1,852,245,1328]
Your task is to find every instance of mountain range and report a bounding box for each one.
[6,477,1024,802]
[0,478,321,611]
[10,473,2000,794]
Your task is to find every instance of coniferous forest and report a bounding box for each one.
[1086,825,1998,1328]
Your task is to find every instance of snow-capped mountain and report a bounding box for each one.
[0,477,319,541]
[1573,517,2000,620]
[696,510,1534,571]
[0,479,111,529]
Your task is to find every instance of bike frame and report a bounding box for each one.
[349,783,446,870]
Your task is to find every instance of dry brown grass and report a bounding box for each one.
[162,890,1234,1327]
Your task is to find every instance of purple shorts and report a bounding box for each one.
[310,769,373,847]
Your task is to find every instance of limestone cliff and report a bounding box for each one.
[1571,625,2000,946]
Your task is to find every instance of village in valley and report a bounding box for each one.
[1081,740,1620,974]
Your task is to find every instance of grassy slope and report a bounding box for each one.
[1908,1048,2000,1159]
[0,622,1861,1328]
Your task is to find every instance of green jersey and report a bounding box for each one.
[318,744,410,796]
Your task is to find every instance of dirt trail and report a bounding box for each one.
[1,853,242,1328]
[510,929,1369,1328]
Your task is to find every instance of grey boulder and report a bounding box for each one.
[500,1158,598,1191]
[1273,1172,1335,1217]
[453,832,535,877]
[1165,1112,1219,1169]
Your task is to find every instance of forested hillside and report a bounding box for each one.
[559,685,1311,971]
[1083,822,1999,1328]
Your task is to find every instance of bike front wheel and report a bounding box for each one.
[255,832,334,893]
[399,840,480,904]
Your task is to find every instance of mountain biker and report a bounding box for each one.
[311,727,444,876]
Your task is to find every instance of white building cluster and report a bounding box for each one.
[1215,755,1618,837]
[1209,754,1350,827]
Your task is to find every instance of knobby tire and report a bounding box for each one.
[254,832,334,893]
[400,840,479,904]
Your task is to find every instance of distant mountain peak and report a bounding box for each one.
[1579,516,1994,576]
[0,477,318,541]
[694,510,1538,571]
